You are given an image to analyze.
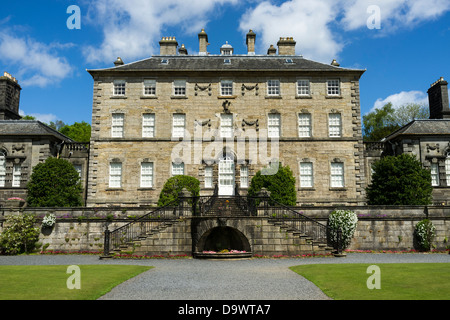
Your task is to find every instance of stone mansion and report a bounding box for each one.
[1,29,449,208]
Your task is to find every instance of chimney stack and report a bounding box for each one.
[198,29,209,56]
[277,37,296,55]
[246,29,256,55]
[159,37,178,55]
[428,77,450,119]
[267,45,277,55]
[178,44,188,55]
[0,72,21,120]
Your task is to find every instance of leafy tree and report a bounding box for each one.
[59,121,91,142]
[366,154,433,205]
[48,120,67,131]
[248,162,296,206]
[27,157,83,207]
[392,103,429,126]
[363,103,400,141]
[0,214,40,255]
[21,115,36,120]
[158,175,200,207]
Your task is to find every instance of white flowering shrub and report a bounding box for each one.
[42,214,56,228]
[0,214,40,255]
[328,209,358,249]
[414,219,436,251]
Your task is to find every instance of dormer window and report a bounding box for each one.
[220,41,234,55]
[161,59,169,65]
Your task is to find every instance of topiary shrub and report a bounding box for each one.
[0,214,40,255]
[247,162,296,206]
[414,219,436,251]
[157,175,200,207]
[327,209,358,250]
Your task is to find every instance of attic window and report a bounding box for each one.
[224,59,231,64]
[161,59,169,65]
[285,58,294,64]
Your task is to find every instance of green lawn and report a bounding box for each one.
[0,265,153,300]
[290,263,450,300]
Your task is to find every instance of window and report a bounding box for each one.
[297,80,310,96]
[221,80,233,96]
[12,164,21,188]
[172,114,185,138]
[142,113,155,138]
[446,158,450,186]
[111,113,124,138]
[144,79,156,96]
[172,162,184,176]
[329,113,341,137]
[0,151,5,187]
[431,163,439,186]
[330,162,344,188]
[327,79,340,96]
[205,166,213,188]
[173,80,186,96]
[109,163,122,188]
[220,114,233,138]
[240,166,249,188]
[299,162,313,188]
[74,165,82,178]
[268,113,281,138]
[140,162,154,188]
[298,113,311,137]
[113,80,126,96]
[267,79,280,96]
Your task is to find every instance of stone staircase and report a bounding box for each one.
[204,197,247,216]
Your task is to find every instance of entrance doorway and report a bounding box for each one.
[218,155,235,196]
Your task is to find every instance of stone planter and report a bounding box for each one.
[193,251,252,259]
[5,200,26,208]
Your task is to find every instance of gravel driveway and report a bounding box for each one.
[1,253,449,301]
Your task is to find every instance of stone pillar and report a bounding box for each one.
[178,188,192,216]
[257,188,271,217]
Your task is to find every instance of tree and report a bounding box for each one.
[363,103,430,141]
[366,154,433,205]
[158,175,200,207]
[0,214,40,255]
[248,162,296,206]
[59,121,91,142]
[27,157,83,207]
[363,103,400,141]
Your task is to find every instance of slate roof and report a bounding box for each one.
[87,55,366,75]
[0,120,73,141]
[382,119,450,141]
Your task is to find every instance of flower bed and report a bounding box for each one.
[194,249,252,259]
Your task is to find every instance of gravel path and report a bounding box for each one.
[1,253,449,300]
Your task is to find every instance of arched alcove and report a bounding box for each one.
[197,226,251,252]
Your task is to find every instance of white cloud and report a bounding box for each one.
[19,109,59,123]
[238,0,450,63]
[83,0,239,64]
[371,90,429,112]
[0,31,73,88]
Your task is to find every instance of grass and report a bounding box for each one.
[0,265,153,300]
[290,263,450,300]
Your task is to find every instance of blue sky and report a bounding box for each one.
[1,0,450,125]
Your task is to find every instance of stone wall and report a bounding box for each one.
[1,205,448,254]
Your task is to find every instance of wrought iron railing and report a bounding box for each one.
[234,184,257,216]
[103,199,186,256]
[196,184,218,215]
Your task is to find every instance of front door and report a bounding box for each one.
[219,155,235,196]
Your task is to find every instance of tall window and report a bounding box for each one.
[109,163,122,188]
[431,163,439,186]
[142,113,155,138]
[0,151,5,187]
[268,113,281,138]
[205,166,213,188]
[172,162,184,176]
[12,164,21,187]
[327,79,340,96]
[329,113,341,137]
[220,114,233,138]
[172,114,186,138]
[298,113,311,137]
[173,80,186,96]
[113,80,126,96]
[267,79,280,96]
[297,79,310,96]
[144,79,156,96]
[112,113,124,138]
[221,80,233,96]
[299,162,313,188]
[330,162,344,188]
[446,158,450,186]
[140,162,154,188]
[74,165,82,178]
[240,166,249,188]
